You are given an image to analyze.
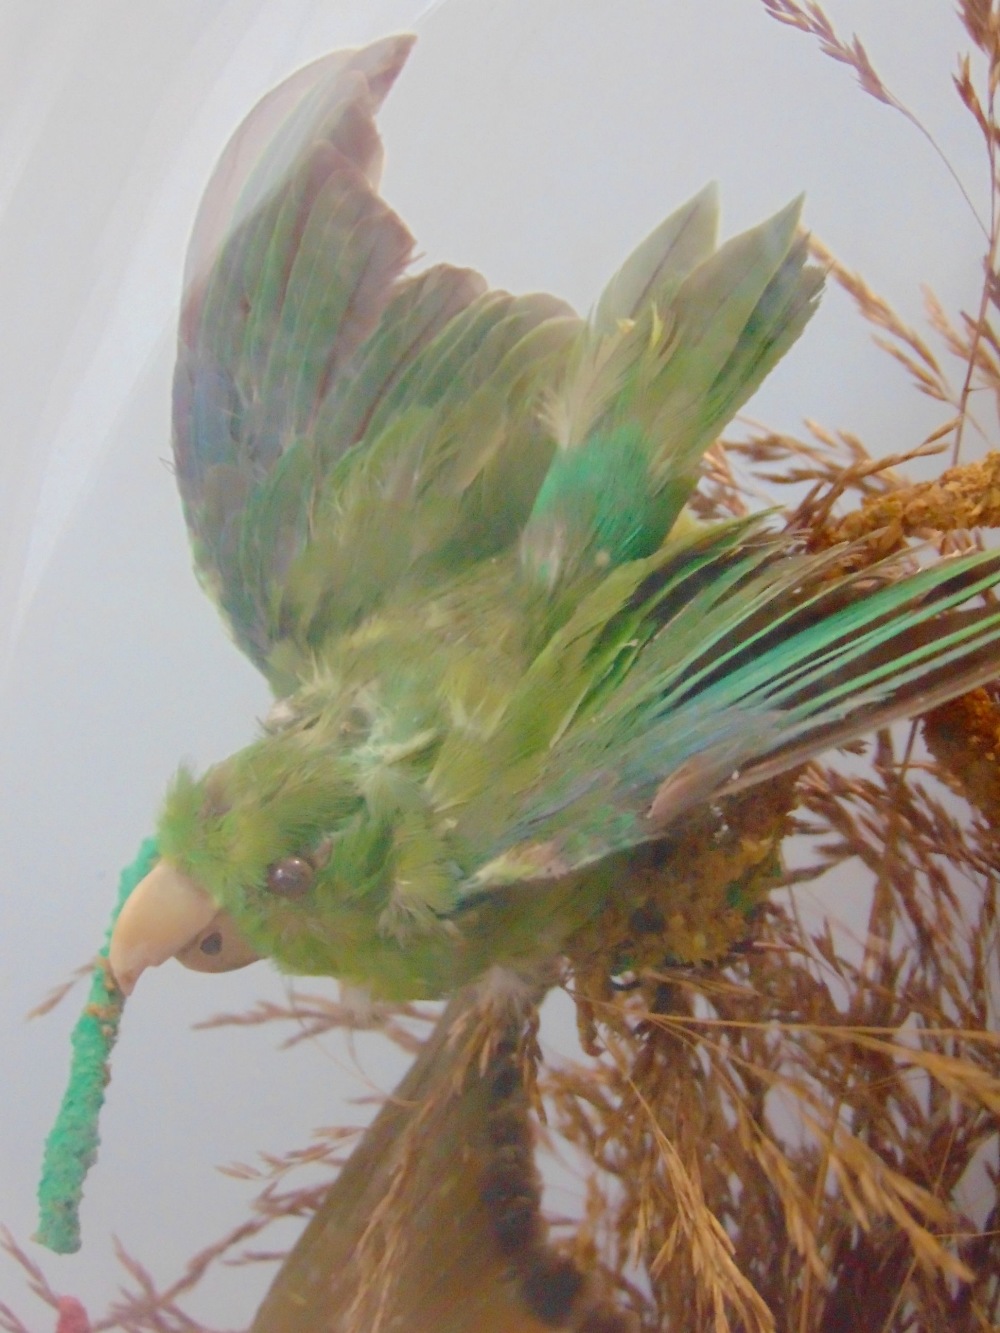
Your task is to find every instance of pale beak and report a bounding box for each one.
[109,860,260,995]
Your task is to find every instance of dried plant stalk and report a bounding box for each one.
[821,451,1000,548]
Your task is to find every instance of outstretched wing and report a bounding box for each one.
[172,36,577,682]
[435,524,1000,891]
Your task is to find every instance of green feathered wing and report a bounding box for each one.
[440,528,1000,896]
[172,34,578,686]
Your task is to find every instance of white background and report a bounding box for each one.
[0,1,992,1324]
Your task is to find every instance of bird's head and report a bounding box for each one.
[108,696,383,995]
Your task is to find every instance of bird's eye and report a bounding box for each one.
[265,856,315,898]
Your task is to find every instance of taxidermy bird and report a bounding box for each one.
[110,34,1000,1003]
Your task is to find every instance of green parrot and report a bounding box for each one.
[109,34,1000,1003]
